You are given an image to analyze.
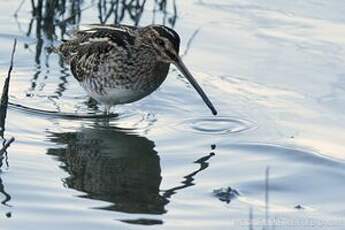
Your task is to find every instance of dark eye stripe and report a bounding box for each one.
[161,26,177,40]
[153,26,180,52]
[166,50,177,61]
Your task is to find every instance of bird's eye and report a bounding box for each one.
[157,39,165,46]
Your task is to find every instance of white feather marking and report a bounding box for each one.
[79,37,110,46]
[89,37,110,42]
[160,26,176,38]
[81,25,127,32]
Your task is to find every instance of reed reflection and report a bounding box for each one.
[0,41,17,213]
[25,0,82,65]
[97,0,177,26]
[46,125,214,220]
[19,0,82,100]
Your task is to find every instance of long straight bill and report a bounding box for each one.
[176,57,217,115]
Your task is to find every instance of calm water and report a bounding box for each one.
[0,0,345,229]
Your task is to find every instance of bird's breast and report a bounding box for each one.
[80,61,170,105]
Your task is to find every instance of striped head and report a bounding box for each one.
[140,25,180,63]
[141,25,217,115]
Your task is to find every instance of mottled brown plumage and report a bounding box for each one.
[58,24,217,115]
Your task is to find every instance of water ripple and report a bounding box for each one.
[8,101,117,119]
[178,116,255,135]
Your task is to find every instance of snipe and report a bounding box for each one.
[58,24,217,115]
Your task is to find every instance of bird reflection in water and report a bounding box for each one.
[47,126,165,214]
[47,125,214,225]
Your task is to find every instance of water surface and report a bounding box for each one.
[0,0,345,229]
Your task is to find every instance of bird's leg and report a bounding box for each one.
[104,105,111,116]
[103,105,112,125]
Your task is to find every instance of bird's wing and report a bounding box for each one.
[59,25,137,82]
[75,24,137,46]
[69,40,114,82]
[58,25,136,61]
